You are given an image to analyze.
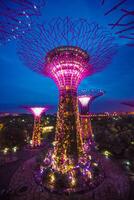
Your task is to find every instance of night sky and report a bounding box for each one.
[0,0,134,113]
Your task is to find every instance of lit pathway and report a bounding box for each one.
[8,153,130,200]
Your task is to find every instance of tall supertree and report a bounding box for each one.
[0,0,45,43]
[78,89,104,146]
[27,107,48,148]
[18,17,117,191]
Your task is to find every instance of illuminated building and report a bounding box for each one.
[0,0,45,43]
[42,126,54,133]
[78,89,104,145]
[29,107,47,147]
[18,17,117,192]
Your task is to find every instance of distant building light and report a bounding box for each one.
[13,146,17,153]
[93,162,98,166]
[124,160,131,166]
[3,148,9,154]
[42,126,54,133]
[102,150,112,158]
[0,123,4,130]
[30,140,33,145]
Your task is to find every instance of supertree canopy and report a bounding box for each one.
[0,0,45,43]
[18,17,117,192]
[28,107,48,148]
[18,17,117,74]
[78,89,105,146]
[100,0,134,47]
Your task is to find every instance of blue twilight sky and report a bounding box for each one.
[0,0,134,113]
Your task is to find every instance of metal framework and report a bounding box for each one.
[0,0,45,43]
[101,0,134,47]
[18,17,117,75]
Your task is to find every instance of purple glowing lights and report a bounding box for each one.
[45,46,92,90]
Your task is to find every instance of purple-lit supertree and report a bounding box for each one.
[0,0,45,43]
[18,17,117,191]
[26,107,48,148]
[78,89,104,146]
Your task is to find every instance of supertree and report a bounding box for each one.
[18,17,117,192]
[78,89,104,146]
[27,107,48,148]
[0,0,45,43]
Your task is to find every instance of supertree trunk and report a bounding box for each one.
[32,116,41,147]
[23,106,47,148]
[78,89,104,148]
[53,89,83,172]
[80,115,93,144]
